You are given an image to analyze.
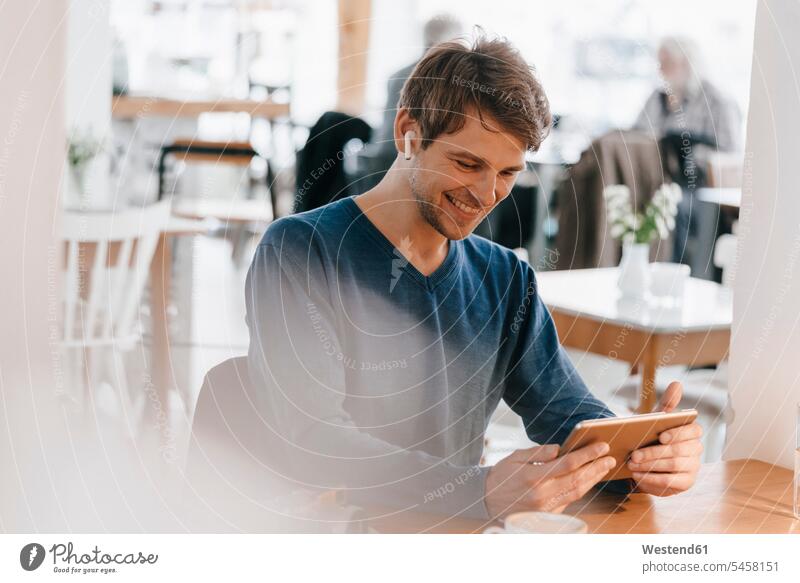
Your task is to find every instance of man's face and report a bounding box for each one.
[408,113,527,241]
[658,49,690,93]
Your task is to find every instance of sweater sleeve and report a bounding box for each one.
[500,264,633,494]
[245,241,491,518]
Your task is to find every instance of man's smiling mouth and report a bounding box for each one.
[444,192,482,216]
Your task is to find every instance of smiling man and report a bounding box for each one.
[245,36,703,520]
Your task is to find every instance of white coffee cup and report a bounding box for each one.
[483,511,588,534]
[649,262,690,304]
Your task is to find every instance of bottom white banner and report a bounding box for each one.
[1,534,799,582]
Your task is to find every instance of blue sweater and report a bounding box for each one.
[245,196,622,519]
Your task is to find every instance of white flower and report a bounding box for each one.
[611,223,627,238]
[668,183,683,203]
[655,215,668,239]
[607,205,624,222]
[604,184,631,203]
[646,183,680,242]
[609,183,682,244]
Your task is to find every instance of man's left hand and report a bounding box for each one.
[627,381,703,496]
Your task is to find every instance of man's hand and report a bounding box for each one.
[628,381,703,496]
[484,441,616,519]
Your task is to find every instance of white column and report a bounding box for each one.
[0,0,75,530]
[724,0,800,469]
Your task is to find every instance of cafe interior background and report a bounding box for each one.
[2,0,799,532]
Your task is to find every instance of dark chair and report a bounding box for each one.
[186,356,288,499]
[293,111,372,213]
[185,357,366,531]
[473,182,538,251]
[659,133,729,280]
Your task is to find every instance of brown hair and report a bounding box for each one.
[398,35,552,152]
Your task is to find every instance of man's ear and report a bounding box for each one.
[393,108,419,159]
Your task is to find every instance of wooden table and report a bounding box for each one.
[697,187,742,209]
[536,268,732,412]
[112,95,290,120]
[364,459,800,534]
[172,198,274,224]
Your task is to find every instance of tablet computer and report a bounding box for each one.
[560,409,698,481]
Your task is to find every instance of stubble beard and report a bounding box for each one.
[409,165,464,240]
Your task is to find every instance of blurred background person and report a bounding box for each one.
[633,36,741,266]
[375,14,464,156]
[633,36,741,174]
[351,14,465,197]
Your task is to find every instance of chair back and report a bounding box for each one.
[187,357,285,496]
[555,130,672,269]
[714,233,738,288]
[60,200,171,347]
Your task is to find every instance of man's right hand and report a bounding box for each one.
[484,442,616,519]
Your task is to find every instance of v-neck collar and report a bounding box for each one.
[343,196,461,292]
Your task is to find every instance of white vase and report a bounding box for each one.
[617,242,651,299]
[68,165,87,209]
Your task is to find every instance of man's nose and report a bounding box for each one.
[473,172,498,209]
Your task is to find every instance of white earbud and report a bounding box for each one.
[404,131,414,160]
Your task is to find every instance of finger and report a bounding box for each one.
[632,471,695,493]
[657,381,683,413]
[627,456,700,473]
[659,422,703,445]
[546,441,610,478]
[526,456,614,509]
[510,443,560,464]
[630,439,703,463]
[545,456,617,508]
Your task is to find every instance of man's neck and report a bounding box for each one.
[354,164,450,276]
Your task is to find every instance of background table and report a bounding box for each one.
[112,95,290,120]
[171,198,274,224]
[698,187,742,209]
[535,268,732,412]
[363,459,799,534]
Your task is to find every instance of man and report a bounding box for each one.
[246,36,703,520]
[633,36,740,156]
[633,36,740,265]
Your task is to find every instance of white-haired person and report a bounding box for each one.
[634,36,740,155]
[634,36,741,264]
